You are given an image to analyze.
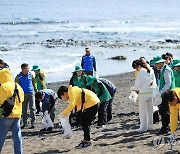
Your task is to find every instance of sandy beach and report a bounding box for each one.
[1,72,180,154]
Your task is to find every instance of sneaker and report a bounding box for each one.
[21,124,28,129]
[40,128,47,132]
[75,141,84,149]
[75,141,91,149]
[135,128,147,133]
[156,128,168,135]
[35,111,40,116]
[47,127,52,133]
[96,125,106,129]
[29,125,35,129]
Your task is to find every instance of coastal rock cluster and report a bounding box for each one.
[1,38,180,52]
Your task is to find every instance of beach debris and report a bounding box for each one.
[109,55,127,60]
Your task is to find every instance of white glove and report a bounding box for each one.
[44,110,49,116]
[39,111,44,117]
[170,133,175,142]
[129,91,138,102]
[59,113,64,118]
[94,71,99,78]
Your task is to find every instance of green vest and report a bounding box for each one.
[92,80,111,103]
[72,75,86,88]
[36,70,47,91]
[159,65,175,91]
[173,69,180,88]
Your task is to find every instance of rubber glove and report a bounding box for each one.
[170,133,175,142]
[44,110,49,116]
[39,111,44,117]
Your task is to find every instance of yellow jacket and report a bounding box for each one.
[62,85,100,116]
[0,68,24,118]
[170,88,180,133]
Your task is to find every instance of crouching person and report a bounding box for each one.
[35,89,58,132]
[162,88,180,141]
[57,85,100,149]
[0,68,24,154]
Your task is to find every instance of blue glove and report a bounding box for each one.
[44,110,49,116]
[170,133,175,142]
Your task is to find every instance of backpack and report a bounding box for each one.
[0,83,20,117]
[98,78,116,94]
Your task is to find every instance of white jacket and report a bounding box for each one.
[131,68,156,94]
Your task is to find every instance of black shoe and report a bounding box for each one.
[157,128,168,135]
[21,124,28,129]
[35,111,40,116]
[29,125,35,129]
[47,127,52,133]
[75,141,91,149]
[40,128,47,132]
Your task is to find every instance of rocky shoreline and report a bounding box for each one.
[1,38,180,52]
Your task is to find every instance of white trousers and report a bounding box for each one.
[138,94,153,130]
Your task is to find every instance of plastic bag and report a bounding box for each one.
[42,114,54,129]
[93,71,99,78]
[59,114,73,139]
[129,91,138,102]
[152,88,162,106]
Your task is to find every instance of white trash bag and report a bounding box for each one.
[59,114,73,139]
[152,88,162,106]
[42,113,54,129]
[129,91,139,102]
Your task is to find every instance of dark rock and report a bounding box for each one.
[0,47,8,51]
[109,56,127,60]
[165,39,180,43]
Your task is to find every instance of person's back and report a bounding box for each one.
[39,89,58,102]
[136,68,156,93]
[98,78,116,94]
[62,86,99,115]
[0,68,24,154]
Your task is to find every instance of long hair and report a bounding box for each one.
[132,59,150,73]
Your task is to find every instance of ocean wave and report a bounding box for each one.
[45,59,79,73]
[102,20,132,24]
[0,18,69,25]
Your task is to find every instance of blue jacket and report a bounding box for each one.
[15,72,35,94]
[40,89,58,105]
[81,54,96,72]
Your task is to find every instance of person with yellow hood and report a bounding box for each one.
[0,68,24,154]
[57,85,100,149]
[162,88,180,141]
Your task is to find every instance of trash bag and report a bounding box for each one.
[152,88,162,106]
[129,91,138,102]
[42,114,54,129]
[59,114,73,139]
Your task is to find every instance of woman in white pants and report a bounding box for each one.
[131,59,157,133]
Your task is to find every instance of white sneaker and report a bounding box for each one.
[136,128,147,133]
[148,126,154,130]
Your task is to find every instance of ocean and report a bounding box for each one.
[0,0,180,82]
